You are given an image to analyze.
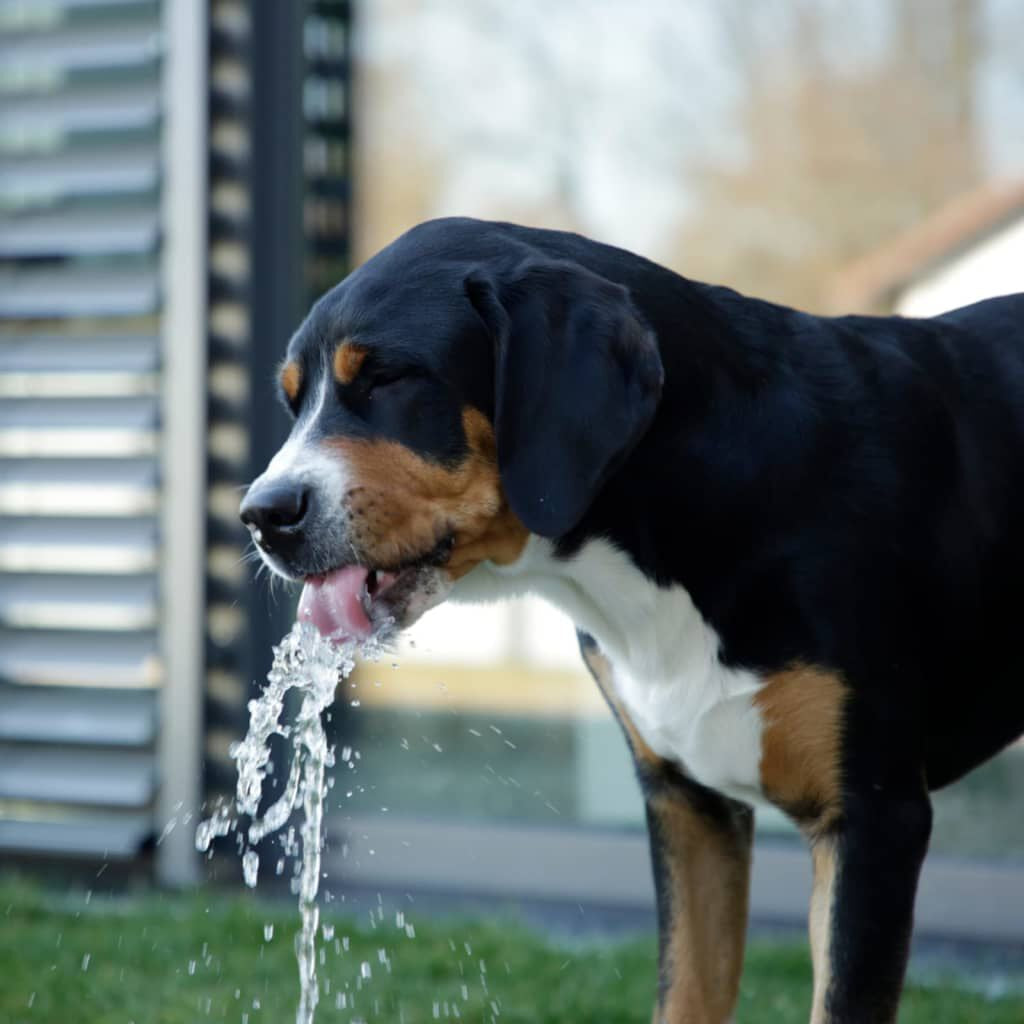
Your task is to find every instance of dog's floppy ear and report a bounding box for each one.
[465,259,663,538]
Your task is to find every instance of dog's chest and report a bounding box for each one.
[465,537,768,803]
[606,651,765,803]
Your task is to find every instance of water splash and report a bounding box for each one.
[196,620,386,1024]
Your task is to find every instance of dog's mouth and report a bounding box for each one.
[297,534,455,644]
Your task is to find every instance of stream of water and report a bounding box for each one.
[196,620,383,1024]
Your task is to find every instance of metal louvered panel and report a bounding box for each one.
[0,747,156,806]
[0,207,160,257]
[0,0,176,862]
[0,146,160,203]
[0,630,161,689]
[0,267,160,318]
[0,687,156,745]
[0,518,158,573]
[0,813,152,858]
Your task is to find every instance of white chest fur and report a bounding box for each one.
[452,536,766,804]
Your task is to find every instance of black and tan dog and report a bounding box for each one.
[240,217,1024,1023]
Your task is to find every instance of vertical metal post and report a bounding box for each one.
[156,0,209,885]
[245,0,308,682]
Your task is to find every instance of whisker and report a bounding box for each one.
[237,545,263,567]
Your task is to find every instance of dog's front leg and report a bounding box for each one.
[644,778,754,1024]
[578,633,753,1024]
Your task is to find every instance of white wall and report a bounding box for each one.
[897,214,1024,316]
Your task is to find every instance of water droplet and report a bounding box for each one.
[242,849,259,888]
[81,954,90,971]
[263,923,274,942]
[187,959,196,976]
[360,961,372,980]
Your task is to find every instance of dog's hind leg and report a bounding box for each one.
[578,632,753,1024]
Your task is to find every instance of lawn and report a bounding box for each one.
[2,878,1021,1023]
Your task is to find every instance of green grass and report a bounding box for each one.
[1,879,1021,1023]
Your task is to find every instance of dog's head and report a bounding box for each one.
[240,218,663,643]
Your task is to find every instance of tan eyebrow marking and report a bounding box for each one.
[279,360,302,403]
[333,341,368,385]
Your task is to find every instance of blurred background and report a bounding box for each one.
[1,0,1023,946]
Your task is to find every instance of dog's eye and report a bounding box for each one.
[365,371,411,397]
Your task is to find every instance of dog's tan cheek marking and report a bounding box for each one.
[754,665,846,833]
[333,341,368,385]
[445,410,529,579]
[326,408,527,572]
[279,361,302,403]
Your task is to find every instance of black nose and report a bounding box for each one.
[240,480,311,546]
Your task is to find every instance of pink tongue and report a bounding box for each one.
[297,565,372,642]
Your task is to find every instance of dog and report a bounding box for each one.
[240,217,1024,1023]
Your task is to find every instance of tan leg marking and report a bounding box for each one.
[333,340,368,384]
[653,793,752,1024]
[328,407,528,574]
[279,360,302,403]
[579,640,660,768]
[755,667,846,1022]
[581,641,751,1024]
[809,837,837,1024]
[754,665,846,832]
